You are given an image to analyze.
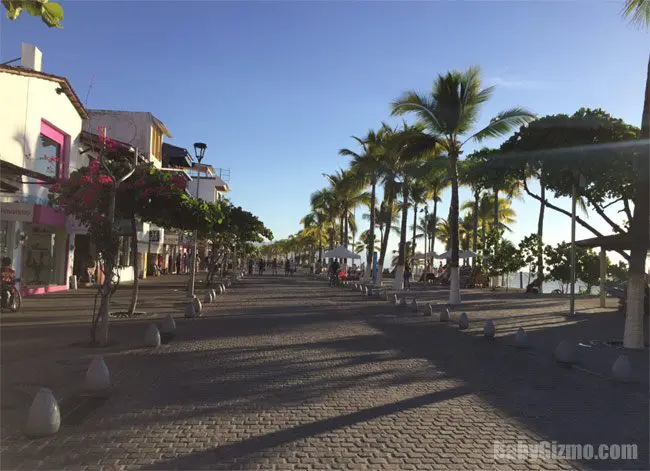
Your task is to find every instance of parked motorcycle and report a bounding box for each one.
[1,278,22,313]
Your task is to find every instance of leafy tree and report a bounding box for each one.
[497,108,640,262]
[518,233,546,289]
[3,0,63,27]
[482,230,524,289]
[609,261,629,284]
[392,66,535,304]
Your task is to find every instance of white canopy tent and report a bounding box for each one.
[323,246,361,260]
[437,250,479,260]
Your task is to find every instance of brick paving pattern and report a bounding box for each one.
[1,274,648,470]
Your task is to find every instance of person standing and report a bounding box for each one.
[404,260,412,291]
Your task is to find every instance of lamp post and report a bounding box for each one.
[188,142,207,300]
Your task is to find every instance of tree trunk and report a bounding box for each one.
[366,179,376,282]
[393,180,409,291]
[449,153,461,304]
[493,188,500,234]
[472,189,480,265]
[411,202,418,261]
[126,216,139,316]
[95,186,117,346]
[378,195,394,283]
[536,181,546,282]
[624,54,650,349]
[430,199,438,269]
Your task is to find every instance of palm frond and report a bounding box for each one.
[391,91,444,135]
[623,0,650,27]
[470,107,537,143]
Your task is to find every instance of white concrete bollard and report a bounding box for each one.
[426,303,434,317]
[220,283,226,294]
[25,388,60,437]
[161,314,176,335]
[439,307,450,322]
[204,292,214,304]
[359,284,364,292]
[364,286,369,296]
[514,327,528,348]
[145,323,161,347]
[194,298,203,315]
[612,354,632,382]
[554,340,576,364]
[393,294,400,306]
[483,320,495,339]
[184,302,196,318]
[410,299,418,313]
[84,356,110,392]
[458,312,469,330]
[210,288,217,299]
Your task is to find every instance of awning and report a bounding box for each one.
[575,233,637,251]
[0,159,55,183]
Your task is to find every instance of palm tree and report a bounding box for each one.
[392,66,535,304]
[301,211,328,269]
[341,128,385,281]
[384,124,438,290]
[410,182,428,261]
[436,218,451,251]
[310,188,338,250]
[323,169,369,251]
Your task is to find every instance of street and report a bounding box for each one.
[1,274,648,470]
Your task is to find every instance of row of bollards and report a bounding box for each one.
[334,280,637,383]
[25,274,253,439]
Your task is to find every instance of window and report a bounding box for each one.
[0,221,8,257]
[33,121,66,180]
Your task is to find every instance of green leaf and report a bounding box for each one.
[24,1,42,16]
[41,1,63,27]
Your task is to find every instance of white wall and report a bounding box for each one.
[0,71,83,203]
[85,111,152,159]
[187,178,221,203]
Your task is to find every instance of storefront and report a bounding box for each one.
[1,203,71,295]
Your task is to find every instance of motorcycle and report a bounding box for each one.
[1,277,22,313]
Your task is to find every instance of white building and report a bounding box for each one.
[0,44,87,294]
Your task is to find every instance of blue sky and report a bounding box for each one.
[1,1,648,264]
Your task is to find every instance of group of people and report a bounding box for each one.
[248,258,295,276]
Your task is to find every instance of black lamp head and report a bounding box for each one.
[193,142,207,163]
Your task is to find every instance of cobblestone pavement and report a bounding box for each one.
[1,275,648,470]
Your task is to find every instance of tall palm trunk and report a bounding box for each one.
[126,215,139,316]
[393,180,410,290]
[378,196,394,283]
[493,188,500,234]
[449,154,461,304]
[366,178,376,281]
[430,199,438,269]
[536,181,546,282]
[624,54,650,349]
[411,202,418,261]
[472,189,480,264]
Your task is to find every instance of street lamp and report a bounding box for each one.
[188,142,207,301]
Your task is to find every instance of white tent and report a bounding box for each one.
[323,246,361,259]
[437,250,478,260]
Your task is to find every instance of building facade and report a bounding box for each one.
[0,44,87,295]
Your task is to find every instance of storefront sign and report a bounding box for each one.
[181,233,195,245]
[164,233,179,245]
[149,230,160,243]
[1,203,34,222]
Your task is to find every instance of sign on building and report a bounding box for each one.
[149,230,161,243]
[1,203,34,222]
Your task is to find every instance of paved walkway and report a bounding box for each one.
[1,275,648,470]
